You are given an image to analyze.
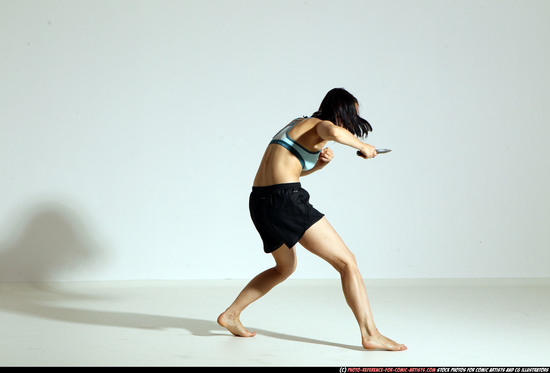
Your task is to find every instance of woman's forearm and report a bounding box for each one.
[332,126,366,150]
[300,147,334,177]
[300,165,322,177]
[317,121,362,148]
[317,121,375,157]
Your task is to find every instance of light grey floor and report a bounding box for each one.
[0,278,549,367]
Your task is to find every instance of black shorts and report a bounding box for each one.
[249,183,325,253]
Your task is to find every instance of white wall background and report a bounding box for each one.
[1,0,549,282]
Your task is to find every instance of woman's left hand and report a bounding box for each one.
[317,147,334,167]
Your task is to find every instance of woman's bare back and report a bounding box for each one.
[253,117,327,187]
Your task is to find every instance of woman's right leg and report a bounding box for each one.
[299,217,407,351]
[217,244,297,337]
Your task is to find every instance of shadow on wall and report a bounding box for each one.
[0,201,106,282]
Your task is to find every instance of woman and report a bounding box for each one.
[217,88,407,351]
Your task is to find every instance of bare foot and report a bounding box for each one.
[362,332,407,351]
[217,311,257,337]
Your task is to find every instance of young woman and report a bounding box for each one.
[217,88,407,351]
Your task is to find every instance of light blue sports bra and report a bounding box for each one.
[270,118,321,171]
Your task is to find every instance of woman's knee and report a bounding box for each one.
[275,257,297,279]
[273,245,297,279]
[334,252,358,275]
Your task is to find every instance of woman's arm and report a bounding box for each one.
[316,120,377,158]
[300,147,334,177]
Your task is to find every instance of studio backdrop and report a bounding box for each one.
[1,0,549,281]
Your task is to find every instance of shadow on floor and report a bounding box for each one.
[0,283,364,351]
[0,202,363,351]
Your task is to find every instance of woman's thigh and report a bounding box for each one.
[299,217,356,271]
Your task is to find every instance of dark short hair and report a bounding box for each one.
[311,88,373,138]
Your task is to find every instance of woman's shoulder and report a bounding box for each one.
[289,117,329,144]
[298,117,336,131]
[298,116,325,126]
